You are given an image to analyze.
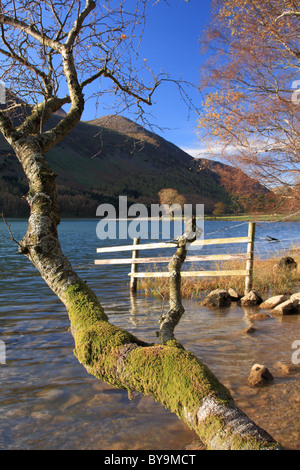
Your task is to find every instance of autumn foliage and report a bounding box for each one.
[198,0,300,201]
[158,188,186,207]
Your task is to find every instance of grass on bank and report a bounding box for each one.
[205,213,300,222]
[138,245,300,301]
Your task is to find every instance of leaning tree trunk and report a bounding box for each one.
[159,216,200,345]
[159,236,187,344]
[6,135,280,450]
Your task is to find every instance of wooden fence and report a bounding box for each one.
[95,222,255,295]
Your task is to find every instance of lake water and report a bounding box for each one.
[0,218,299,450]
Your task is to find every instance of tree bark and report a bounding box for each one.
[159,236,187,344]
[159,216,199,345]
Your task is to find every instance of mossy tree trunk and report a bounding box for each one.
[0,2,281,450]
[3,137,281,453]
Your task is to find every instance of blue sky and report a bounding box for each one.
[81,0,213,158]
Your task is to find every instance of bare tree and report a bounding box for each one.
[0,0,280,449]
[198,0,300,199]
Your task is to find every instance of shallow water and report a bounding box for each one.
[0,219,299,450]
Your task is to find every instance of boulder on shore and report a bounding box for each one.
[228,287,241,301]
[201,288,231,308]
[259,294,289,310]
[271,298,299,315]
[290,292,300,302]
[273,256,297,271]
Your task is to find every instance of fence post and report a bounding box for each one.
[245,222,255,295]
[130,237,140,293]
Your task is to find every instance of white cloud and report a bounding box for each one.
[180,143,248,159]
[180,146,211,158]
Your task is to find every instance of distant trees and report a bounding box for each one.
[212,201,226,216]
[198,0,300,198]
[193,158,278,214]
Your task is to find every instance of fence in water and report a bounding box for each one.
[95,222,256,296]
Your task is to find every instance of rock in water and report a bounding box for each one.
[271,298,299,315]
[240,290,263,307]
[202,289,231,308]
[248,364,274,387]
[228,287,241,301]
[259,294,289,309]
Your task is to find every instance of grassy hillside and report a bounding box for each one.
[0,113,269,217]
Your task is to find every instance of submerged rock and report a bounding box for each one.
[274,362,300,375]
[248,312,271,321]
[182,439,206,450]
[243,326,256,335]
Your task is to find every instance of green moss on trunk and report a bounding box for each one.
[56,282,282,450]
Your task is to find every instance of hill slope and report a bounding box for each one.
[0,113,268,217]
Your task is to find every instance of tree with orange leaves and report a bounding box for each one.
[198,0,300,202]
[158,188,186,208]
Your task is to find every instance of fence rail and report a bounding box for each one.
[95,237,250,253]
[94,253,248,265]
[94,222,255,295]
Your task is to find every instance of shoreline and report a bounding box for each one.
[204,213,300,222]
[2,213,300,222]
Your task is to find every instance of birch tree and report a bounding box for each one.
[0,0,281,449]
[198,0,300,196]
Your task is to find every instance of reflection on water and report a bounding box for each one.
[0,219,299,450]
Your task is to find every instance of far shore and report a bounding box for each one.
[204,213,300,222]
[2,212,300,222]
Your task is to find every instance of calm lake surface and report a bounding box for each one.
[0,218,299,450]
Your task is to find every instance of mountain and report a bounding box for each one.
[0,112,269,217]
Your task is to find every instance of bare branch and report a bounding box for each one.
[17,95,71,135]
[0,13,60,50]
[101,68,153,106]
[80,67,107,88]
[275,10,300,21]
[65,0,96,47]
[0,25,52,95]
[0,212,21,246]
